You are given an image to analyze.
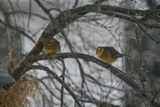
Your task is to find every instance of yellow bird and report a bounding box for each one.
[96,46,125,64]
[43,38,61,54]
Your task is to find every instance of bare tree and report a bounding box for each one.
[0,0,160,107]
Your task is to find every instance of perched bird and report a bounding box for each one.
[96,46,126,64]
[43,38,61,54]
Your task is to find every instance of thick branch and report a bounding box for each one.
[11,53,140,90]
[11,2,159,85]
[10,0,106,83]
[28,0,106,57]
[27,3,156,57]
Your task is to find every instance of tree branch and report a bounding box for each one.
[29,65,82,107]
[11,2,159,79]
[11,53,141,92]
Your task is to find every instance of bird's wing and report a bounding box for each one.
[104,47,123,58]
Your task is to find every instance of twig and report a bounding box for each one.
[60,59,66,107]
[12,53,141,93]
[29,65,82,107]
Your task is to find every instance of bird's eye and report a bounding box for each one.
[50,39,54,43]
[98,47,102,52]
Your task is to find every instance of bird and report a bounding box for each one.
[96,46,126,64]
[43,38,61,54]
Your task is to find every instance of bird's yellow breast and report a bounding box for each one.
[43,38,60,54]
[43,46,58,54]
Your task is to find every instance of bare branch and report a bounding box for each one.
[29,65,82,107]
[11,53,144,96]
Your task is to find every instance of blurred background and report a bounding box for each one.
[0,0,160,107]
